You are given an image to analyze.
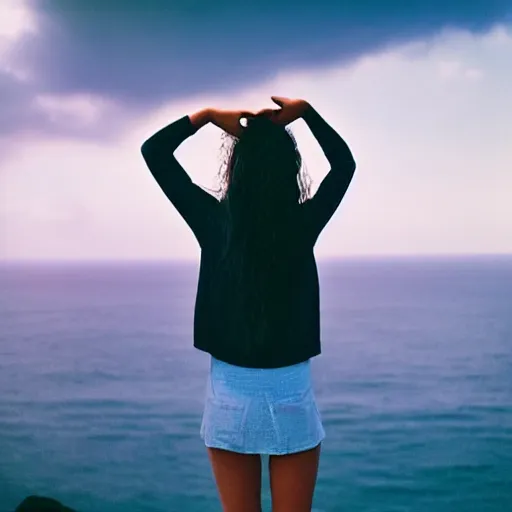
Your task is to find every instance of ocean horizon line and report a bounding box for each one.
[1,253,511,266]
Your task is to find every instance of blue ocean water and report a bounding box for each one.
[0,257,511,512]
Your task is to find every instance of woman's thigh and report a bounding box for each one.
[207,447,263,512]
[268,443,321,512]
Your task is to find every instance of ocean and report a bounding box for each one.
[0,257,511,512]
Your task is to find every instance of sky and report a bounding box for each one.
[1,0,511,261]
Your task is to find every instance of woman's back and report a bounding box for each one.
[141,102,355,368]
[198,204,320,368]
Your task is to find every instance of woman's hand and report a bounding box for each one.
[209,108,256,137]
[198,98,310,137]
[256,97,310,126]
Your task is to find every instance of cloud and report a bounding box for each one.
[1,25,511,260]
[0,0,510,143]
[0,1,39,146]
[0,0,36,42]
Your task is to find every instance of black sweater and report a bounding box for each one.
[141,106,356,368]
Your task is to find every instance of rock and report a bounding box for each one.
[14,495,77,512]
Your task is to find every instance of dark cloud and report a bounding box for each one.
[2,0,511,141]
[0,69,129,146]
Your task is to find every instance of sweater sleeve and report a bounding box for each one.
[301,106,356,243]
[140,115,219,246]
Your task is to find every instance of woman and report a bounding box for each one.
[141,97,356,511]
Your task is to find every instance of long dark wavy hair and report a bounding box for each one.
[211,115,312,350]
[216,116,311,208]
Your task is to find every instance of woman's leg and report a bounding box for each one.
[268,443,321,512]
[207,447,263,512]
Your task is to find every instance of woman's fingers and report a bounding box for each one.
[255,108,280,119]
[271,96,286,107]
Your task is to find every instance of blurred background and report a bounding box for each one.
[1,1,511,510]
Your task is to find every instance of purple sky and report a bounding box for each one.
[1,1,511,260]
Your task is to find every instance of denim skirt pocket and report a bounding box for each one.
[272,388,325,453]
[201,396,248,450]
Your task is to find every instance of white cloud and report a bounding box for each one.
[34,93,120,129]
[437,60,483,81]
[0,0,37,40]
[1,24,511,260]
[0,0,37,81]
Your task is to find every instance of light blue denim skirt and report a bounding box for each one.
[200,356,325,455]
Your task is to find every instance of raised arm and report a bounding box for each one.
[140,108,252,246]
[301,104,356,241]
[264,97,356,243]
[140,109,218,246]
